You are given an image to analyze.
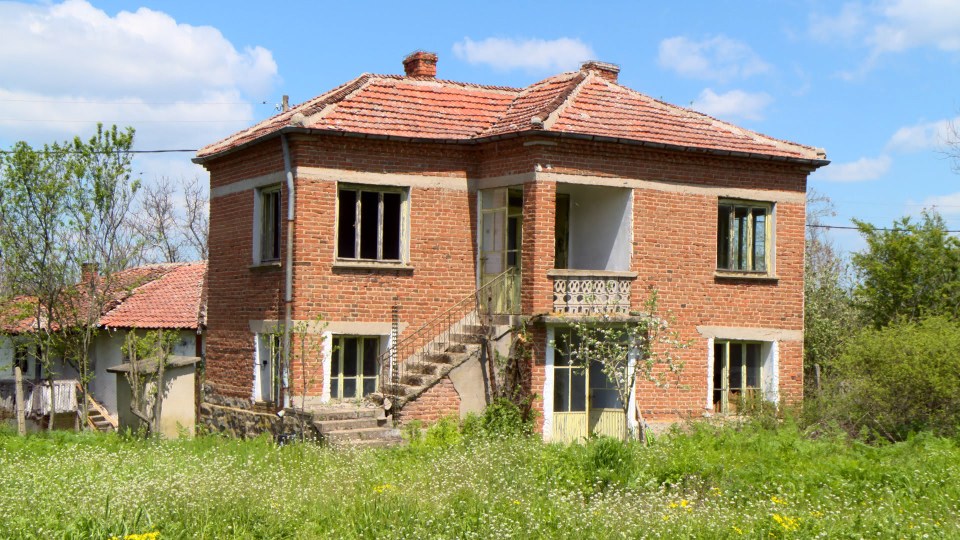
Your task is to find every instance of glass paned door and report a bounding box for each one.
[332,337,379,400]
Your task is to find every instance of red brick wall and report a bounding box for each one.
[203,133,810,420]
[400,377,461,423]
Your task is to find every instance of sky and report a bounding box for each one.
[1,0,959,255]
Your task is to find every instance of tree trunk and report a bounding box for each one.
[47,376,55,432]
[634,405,648,446]
[151,354,165,435]
[14,365,25,436]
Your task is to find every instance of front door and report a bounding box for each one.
[256,334,281,403]
[479,188,522,312]
[552,330,626,443]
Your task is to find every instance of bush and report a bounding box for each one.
[817,316,960,441]
[461,398,532,438]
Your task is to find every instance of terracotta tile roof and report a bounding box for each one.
[100,262,206,330]
[196,62,825,164]
[1,262,207,333]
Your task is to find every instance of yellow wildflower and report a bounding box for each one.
[770,495,787,505]
[772,514,799,532]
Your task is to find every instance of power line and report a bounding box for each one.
[0,148,197,154]
[0,99,266,105]
[809,224,960,233]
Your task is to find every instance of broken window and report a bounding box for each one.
[257,186,281,263]
[331,336,379,399]
[337,186,404,262]
[713,341,763,413]
[717,201,771,273]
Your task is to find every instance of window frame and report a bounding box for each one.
[253,185,282,265]
[330,335,380,400]
[335,183,409,264]
[716,199,773,275]
[713,340,764,414]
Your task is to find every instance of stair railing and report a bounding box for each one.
[379,267,519,399]
[75,381,117,432]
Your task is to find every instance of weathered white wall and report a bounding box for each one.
[115,361,196,438]
[563,184,632,271]
[97,329,197,417]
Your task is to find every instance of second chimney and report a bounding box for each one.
[580,61,620,83]
[403,51,438,78]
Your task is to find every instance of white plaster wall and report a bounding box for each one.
[563,184,632,271]
[93,329,197,417]
[0,337,13,380]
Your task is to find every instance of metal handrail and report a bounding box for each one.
[378,267,519,399]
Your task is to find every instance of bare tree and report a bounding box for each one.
[133,176,208,263]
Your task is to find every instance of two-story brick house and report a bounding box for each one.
[194,52,827,441]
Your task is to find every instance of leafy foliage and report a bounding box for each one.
[822,316,960,441]
[461,398,533,438]
[852,210,960,328]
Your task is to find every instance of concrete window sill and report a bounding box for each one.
[713,270,778,283]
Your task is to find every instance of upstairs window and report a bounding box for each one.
[717,200,771,273]
[256,186,281,263]
[337,186,405,262]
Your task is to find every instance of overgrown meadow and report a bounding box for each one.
[1,420,958,539]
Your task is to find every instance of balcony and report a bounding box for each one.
[548,269,637,315]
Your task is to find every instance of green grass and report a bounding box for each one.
[1,420,958,538]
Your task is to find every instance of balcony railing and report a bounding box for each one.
[547,269,638,315]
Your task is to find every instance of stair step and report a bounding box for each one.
[314,416,388,433]
[450,333,484,344]
[308,407,382,422]
[344,438,406,449]
[326,427,402,442]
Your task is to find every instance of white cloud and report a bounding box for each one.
[870,0,960,53]
[811,1,960,76]
[0,0,279,180]
[886,117,959,152]
[452,37,594,72]
[813,155,892,182]
[691,89,773,121]
[809,3,867,42]
[657,35,770,82]
[918,191,960,217]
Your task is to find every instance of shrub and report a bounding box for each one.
[819,316,960,441]
[461,398,532,438]
[421,416,462,448]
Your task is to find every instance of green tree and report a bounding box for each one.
[0,125,141,431]
[61,124,141,429]
[803,191,857,394]
[0,140,74,430]
[852,210,960,328]
[828,316,960,441]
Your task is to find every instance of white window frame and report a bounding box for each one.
[710,339,778,414]
[253,185,282,265]
[334,183,409,263]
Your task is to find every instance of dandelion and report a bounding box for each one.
[109,533,159,540]
[772,514,799,532]
[770,495,787,505]
[732,526,743,535]
[373,483,395,495]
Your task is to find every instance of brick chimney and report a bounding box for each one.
[81,262,99,287]
[403,51,438,78]
[581,61,620,83]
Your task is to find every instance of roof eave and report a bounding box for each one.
[194,126,829,169]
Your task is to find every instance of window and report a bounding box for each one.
[331,336,379,399]
[717,200,771,273]
[713,341,763,413]
[337,185,405,262]
[256,186,281,263]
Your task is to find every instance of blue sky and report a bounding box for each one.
[2,0,959,254]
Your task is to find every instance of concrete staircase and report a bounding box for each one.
[312,407,403,448]
[371,323,487,411]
